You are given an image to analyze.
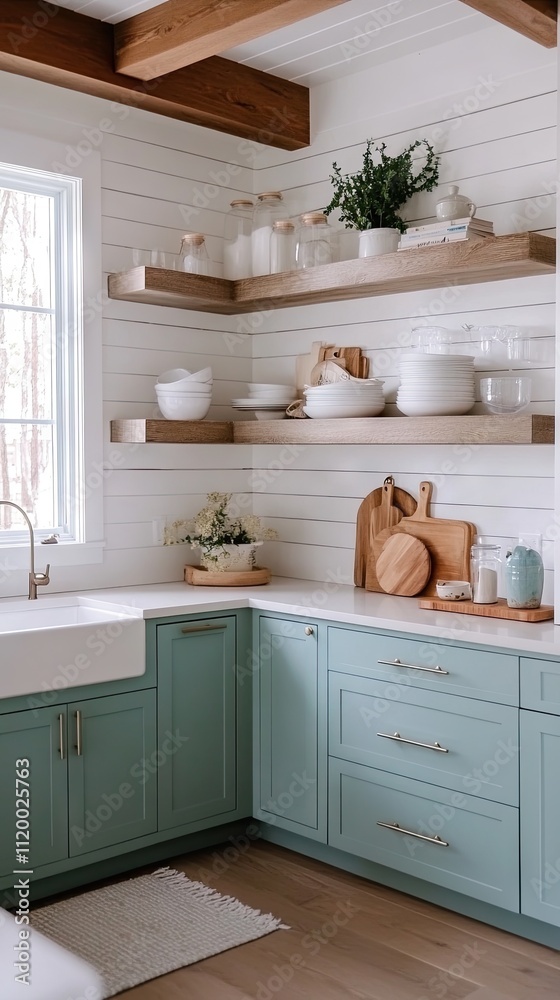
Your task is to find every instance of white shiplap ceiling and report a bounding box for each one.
[54,0,491,85]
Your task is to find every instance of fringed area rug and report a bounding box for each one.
[31,866,288,998]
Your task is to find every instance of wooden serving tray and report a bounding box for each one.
[185,565,271,587]
[418,597,554,622]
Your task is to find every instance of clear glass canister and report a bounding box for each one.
[270,220,296,274]
[252,192,285,276]
[179,233,209,275]
[296,211,333,269]
[223,199,253,279]
[470,543,501,604]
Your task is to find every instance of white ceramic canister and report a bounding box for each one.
[436,185,476,222]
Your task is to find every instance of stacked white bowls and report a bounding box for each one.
[232,383,297,420]
[396,353,475,416]
[155,367,213,420]
[303,379,385,418]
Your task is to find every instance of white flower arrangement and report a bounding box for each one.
[164,492,277,563]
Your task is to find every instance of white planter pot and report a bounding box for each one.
[200,541,262,572]
[359,228,400,258]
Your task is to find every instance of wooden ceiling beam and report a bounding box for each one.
[460,0,557,47]
[0,1,310,150]
[114,0,349,80]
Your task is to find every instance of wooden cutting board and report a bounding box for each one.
[365,481,476,597]
[354,478,417,587]
[322,346,362,378]
[376,534,431,596]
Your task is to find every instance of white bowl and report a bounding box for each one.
[397,400,474,416]
[157,394,212,420]
[254,409,286,420]
[303,402,385,418]
[436,580,472,601]
[156,385,212,396]
[156,368,192,383]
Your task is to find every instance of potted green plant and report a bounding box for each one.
[324,138,440,258]
[164,492,278,571]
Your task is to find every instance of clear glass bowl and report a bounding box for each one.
[479,377,531,413]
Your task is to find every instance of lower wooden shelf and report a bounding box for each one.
[231,414,554,445]
[110,419,234,443]
[109,414,554,446]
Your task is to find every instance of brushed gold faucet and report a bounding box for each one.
[0,501,50,600]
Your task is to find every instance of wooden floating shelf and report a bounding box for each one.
[110,419,233,443]
[110,414,554,446]
[107,234,555,314]
[233,414,554,445]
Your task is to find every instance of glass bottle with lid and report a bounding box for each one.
[223,199,253,279]
[179,233,209,275]
[252,192,285,276]
[296,211,333,269]
[470,543,501,604]
[270,220,296,274]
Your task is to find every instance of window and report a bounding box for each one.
[0,164,82,541]
[0,127,103,571]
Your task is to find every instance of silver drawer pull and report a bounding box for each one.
[58,713,65,761]
[377,821,449,847]
[377,731,449,753]
[378,657,449,675]
[181,624,227,634]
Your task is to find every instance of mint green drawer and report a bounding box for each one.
[329,672,519,805]
[328,627,518,705]
[520,657,560,714]
[329,758,519,911]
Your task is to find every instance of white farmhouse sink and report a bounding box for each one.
[0,596,145,700]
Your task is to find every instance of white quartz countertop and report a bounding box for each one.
[67,576,560,658]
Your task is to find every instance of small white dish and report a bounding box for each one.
[436,580,472,601]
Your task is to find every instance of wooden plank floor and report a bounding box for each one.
[117,840,560,999]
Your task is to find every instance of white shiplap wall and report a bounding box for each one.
[0,74,255,598]
[249,25,557,602]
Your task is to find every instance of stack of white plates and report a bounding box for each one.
[397,353,475,416]
[303,379,385,419]
[231,383,297,420]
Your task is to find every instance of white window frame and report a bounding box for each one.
[0,127,103,570]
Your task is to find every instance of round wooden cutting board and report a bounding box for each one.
[376,534,431,596]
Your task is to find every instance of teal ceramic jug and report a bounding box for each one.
[505,544,544,609]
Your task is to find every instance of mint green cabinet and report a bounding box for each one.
[520,710,560,926]
[157,617,238,830]
[68,690,157,856]
[255,615,326,840]
[0,707,68,877]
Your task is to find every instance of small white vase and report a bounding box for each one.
[359,228,400,258]
[200,541,262,572]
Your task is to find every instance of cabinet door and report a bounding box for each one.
[157,617,237,830]
[68,690,157,856]
[521,710,560,926]
[257,616,323,838]
[0,707,68,876]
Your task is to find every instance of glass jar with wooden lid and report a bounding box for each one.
[270,219,297,274]
[179,233,210,275]
[296,211,333,269]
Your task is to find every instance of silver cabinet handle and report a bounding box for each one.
[58,713,65,760]
[377,821,449,847]
[377,731,449,753]
[378,657,449,675]
[74,711,83,757]
[304,626,314,636]
[181,624,227,634]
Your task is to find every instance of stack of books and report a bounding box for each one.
[398,217,494,251]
